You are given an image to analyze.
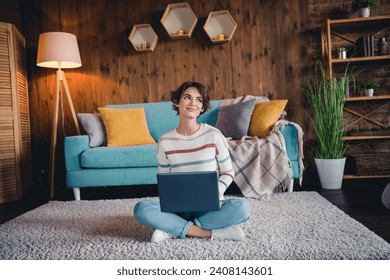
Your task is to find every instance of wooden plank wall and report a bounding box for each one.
[20,0,312,189]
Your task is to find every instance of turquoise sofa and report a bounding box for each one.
[64,100,301,200]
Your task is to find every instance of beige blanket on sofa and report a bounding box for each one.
[222,95,304,198]
[228,131,292,198]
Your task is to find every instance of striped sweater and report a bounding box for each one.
[157,123,235,199]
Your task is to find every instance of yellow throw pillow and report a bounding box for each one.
[248,100,288,138]
[98,107,156,147]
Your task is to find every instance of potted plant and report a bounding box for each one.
[362,80,379,96]
[337,47,348,59]
[302,61,353,189]
[353,0,376,17]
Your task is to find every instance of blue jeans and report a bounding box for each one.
[134,198,250,239]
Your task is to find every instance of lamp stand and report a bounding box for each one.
[49,70,80,199]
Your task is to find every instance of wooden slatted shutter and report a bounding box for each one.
[0,22,32,203]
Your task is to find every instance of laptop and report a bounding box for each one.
[157,171,220,213]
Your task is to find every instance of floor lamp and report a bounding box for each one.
[36,32,82,199]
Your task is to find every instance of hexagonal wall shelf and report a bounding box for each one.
[204,10,237,43]
[161,3,198,39]
[128,24,158,52]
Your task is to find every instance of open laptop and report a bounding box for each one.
[157,171,220,213]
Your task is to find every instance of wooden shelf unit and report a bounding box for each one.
[343,135,390,141]
[343,94,389,177]
[332,55,390,64]
[203,10,237,44]
[322,15,390,28]
[344,174,390,179]
[344,94,390,102]
[128,24,158,52]
[343,94,390,132]
[321,15,390,78]
[160,3,198,39]
[321,16,390,179]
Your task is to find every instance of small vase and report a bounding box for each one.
[378,37,388,56]
[338,51,347,59]
[358,7,370,17]
[365,88,374,97]
[341,77,350,97]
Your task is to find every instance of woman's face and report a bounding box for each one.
[175,87,204,119]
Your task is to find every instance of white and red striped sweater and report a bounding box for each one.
[157,123,235,199]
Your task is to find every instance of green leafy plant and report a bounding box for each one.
[301,61,355,159]
[362,80,379,89]
[352,0,376,10]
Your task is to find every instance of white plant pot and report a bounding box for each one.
[338,51,347,59]
[314,158,346,190]
[358,8,370,17]
[365,88,374,97]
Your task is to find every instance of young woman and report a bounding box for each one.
[134,81,250,242]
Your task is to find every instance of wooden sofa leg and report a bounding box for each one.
[73,188,81,200]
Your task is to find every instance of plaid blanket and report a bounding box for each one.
[228,132,293,198]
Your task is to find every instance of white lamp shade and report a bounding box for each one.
[37,32,82,69]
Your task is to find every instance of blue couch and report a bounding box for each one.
[65,100,301,200]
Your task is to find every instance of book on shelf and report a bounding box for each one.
[356,36,375,57]
[356,37,365,57]
[368,36,375,56]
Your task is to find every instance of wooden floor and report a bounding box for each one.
[1,178,389,243]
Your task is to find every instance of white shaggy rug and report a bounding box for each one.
[0,192,389,260]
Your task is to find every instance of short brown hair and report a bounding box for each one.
[170,81,211,116]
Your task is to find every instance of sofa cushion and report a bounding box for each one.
[107,100,221,141]
[249,100,288,138]
[77,113,107,147]
[81,144,158,168]
[215,99,257,139]
[98,107,156,147]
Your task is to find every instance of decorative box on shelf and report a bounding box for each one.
[203,10,237,44]
[160,3,198,39]
[128,24,158,52]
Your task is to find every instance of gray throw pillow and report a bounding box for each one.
[215,99,257,140]
[77,113,107,147]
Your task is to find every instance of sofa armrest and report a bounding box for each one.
[64,135,90,171]
[275,120,304,184]
[279,124,298,163]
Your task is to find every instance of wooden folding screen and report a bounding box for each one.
[0,22,32,203]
